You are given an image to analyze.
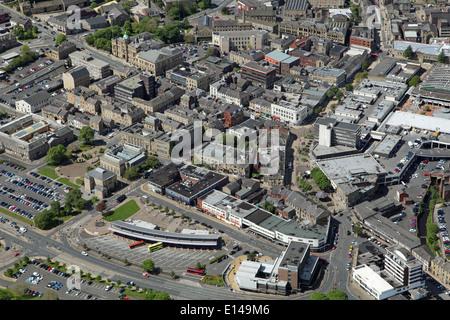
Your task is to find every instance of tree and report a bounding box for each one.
[13,26,24,40]
[327,290,348,300]
[78,126,95,144]
[123,21,133,36]
[144,288,173,300]
[403,45,413,59]
[345,83,354,92]
[335,90,344,103]
[142,259,155,273]
[65,188,83,208]
[205,46,220,57]
[47,144,67,165]
[55,34,67,46]
[96,200,107,214]
[310,167,331,191]
[361,60,369,71]
[33,209,56,230]
[145,156,160,169]
[408,75,420,87]
[124,166,140,181]
[438,50,448,64]
[308,292,328,300]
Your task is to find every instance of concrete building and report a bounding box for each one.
[62,66,90,90]
[314,117,362,149]
[69,51,111,80]
[310,66,346,86]
[0,114,74,161]
[100,143,147,177]
[165,164,229,205]
[241,61,277,89]
[114,73,156,103]
[212,30,268,54]
[271,100,308,126]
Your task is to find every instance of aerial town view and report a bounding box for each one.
[0,0,449,308]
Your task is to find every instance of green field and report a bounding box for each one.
[0,207,32,225]
[103,200,140,222]
[37,167,59,180]
[57,177,80,189]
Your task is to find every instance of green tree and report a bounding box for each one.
[55,34,67,46]
[78,126,95,144]
[308,292,329,300]
[0,288,15,300]
[124,166,140,181]
[327,290,348,300]
[403,45,413,59]
[123,21,133,35]
[65,188,83,208]
[142,259,155,273]
[438,50,448,64]
[361,60,369,71]
[310,167,331,190]
[408,75,420,87]
[144,288,173,300]
[145,156,160,169]
[47,144,67,165]
[33,209,56,230]
[335,90,344,102]
[345,83,354,92]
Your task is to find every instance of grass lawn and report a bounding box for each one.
[57,177,80,189]
[0,207,33,225]
[37,167,59,180]
[103,200,140,222]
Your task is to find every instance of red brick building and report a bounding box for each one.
[222,104,244,128]
[350,27,375,52]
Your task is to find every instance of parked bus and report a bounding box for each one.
[148,242,163,253]
[186,267,205,276]
[129,240,145,249]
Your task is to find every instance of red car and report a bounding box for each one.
[14,252,20,257]
[142,272,149,278]
[424,173,429,176]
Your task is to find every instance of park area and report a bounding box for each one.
[102,199,141,222]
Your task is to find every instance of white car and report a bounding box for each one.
[81,251,88,256]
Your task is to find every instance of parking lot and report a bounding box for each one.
[13,259,133,300]
[83,235,227,273]
[0,58,67,107]
[178,43,209,64]
[0,161,68,220]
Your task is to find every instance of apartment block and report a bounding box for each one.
[241,61,277,89]
[212,30,268,54]
[271,100,307,126]
[314,117,362,149]
[69,51,111,80]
